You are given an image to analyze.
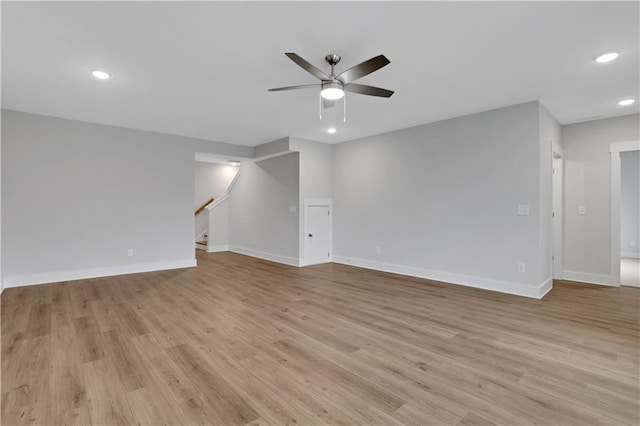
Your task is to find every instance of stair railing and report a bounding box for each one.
[194,198,215,215]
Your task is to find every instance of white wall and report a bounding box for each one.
[538,104,561,285]
[228,152,300,265]
[207,200,230,251]
[621,150,640,258]
[562,114,639,283]
[194,161,237,238]
[1,110,252,286]
[332,102,549,298]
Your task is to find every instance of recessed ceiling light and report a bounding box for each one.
[617,99,636,106]
[91,70,111,80]
[595,52,619,63]
[327,128,337,134]
[227,160,241,166]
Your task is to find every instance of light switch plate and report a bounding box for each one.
[288,205,297,213]
[517,204,530,216]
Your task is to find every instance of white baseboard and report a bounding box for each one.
[207,245,229,253]
[2,259,197,289]
[539,278,553,298]
[621,252,640,259]
[332,255,549,299]
[229,246,300,267]
[561,270,614,286]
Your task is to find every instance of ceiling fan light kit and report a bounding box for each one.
[320,82,344,100]
[269,52,393,124]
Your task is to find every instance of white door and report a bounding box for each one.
[305,204,331,265]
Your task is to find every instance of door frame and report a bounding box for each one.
[301,198,332,266]
[552,148,563,279]
[610,140,640,286]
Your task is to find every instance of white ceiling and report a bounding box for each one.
[2,1,638,147]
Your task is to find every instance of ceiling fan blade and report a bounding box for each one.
[285,52,329,81]
[268,84,318,92]
[336,55,390,84]
[322,98,336,109]
[344,83,394,98]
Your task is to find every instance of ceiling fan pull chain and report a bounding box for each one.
[343,94,347,123]
[319,92,322,120]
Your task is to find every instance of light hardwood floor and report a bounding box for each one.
[2,251,639,425]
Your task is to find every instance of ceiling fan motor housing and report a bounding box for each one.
[325,54,341,66]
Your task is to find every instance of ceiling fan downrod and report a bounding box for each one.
[325,54,341,77]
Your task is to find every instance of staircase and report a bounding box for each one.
[195,197,214,252]
[194,168,240,253]
[196,233,208,251]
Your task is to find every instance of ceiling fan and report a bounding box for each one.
[269,53,394,109]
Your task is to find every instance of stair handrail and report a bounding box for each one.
[194,198,215,215]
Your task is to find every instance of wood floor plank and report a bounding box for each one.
[126,386,181,425]
[73,315,105,363]
[1,251,638,425]
[101,329,151,392]
[167,343,260,425]
[50,335,91,425]
[82,358,136,426]
[25,303,51,338]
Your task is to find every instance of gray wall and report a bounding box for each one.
[621,150,640,257]
[0,110,3,291]
[561,114,639,280]
[290,137,333,200]
[332,102,547,296]
[229,152,300,263]
[290,137,333,262]
[2,110,251,285]
[194,161,237,238]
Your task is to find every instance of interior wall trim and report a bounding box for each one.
[561,270,613,286]
[332,255,551,299]
[2,259,197,288]
[229,246,301,267]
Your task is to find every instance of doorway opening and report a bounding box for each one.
[194,153,241,253]
[620,150,640,287]
[610,141,640,287]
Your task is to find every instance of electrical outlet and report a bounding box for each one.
[517,263,525,274]
[252,238,257,246]
[127,249,133,257]
[375,246,381,255]
[517,204,530,216]
[577,205,586,215]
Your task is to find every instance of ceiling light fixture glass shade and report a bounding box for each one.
[91,70,111,79]
[595,52,619,63]
[320,82,344,100]
[617,99,636,106]
[327,128,337,134]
